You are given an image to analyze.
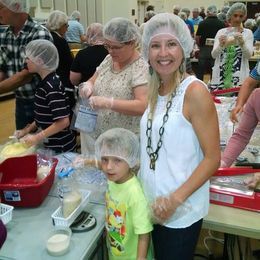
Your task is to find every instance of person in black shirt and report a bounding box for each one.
[46,10,76,113]
[70,23,108,85]
[195,5,225,81]
[16,39,77,153]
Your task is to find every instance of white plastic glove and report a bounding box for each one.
[20,131,45,147]
[244,173,260,189]
[151,194,183,224]
[79,81,94,99]
[89,96,114,110]
[234,32,244,46]
[14,124,31,139]
[219,35,227,47]
[14,129,27,139]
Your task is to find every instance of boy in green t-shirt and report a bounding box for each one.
[95,128,153,260]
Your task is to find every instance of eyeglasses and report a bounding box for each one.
[104,41,133,51]
[104,43,125,51]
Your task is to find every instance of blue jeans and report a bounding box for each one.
[152,219,203,260]
[15,97,34,130]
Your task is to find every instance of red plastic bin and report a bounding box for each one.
[0,154,58,207]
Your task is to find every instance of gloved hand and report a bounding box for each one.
[234,32,244,46]
[151,193,182,223]
[79,81,94,99]
[219,35,227,47]
[14,124,31,139]
[244,173,260,189]
[14,129,27,139]
[20,131,45,147]
[89,96,114,110]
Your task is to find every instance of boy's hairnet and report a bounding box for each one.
[0,0,28,13]
[103,17,141,44]
[25,39,59,71]
[46,10,68,32]
[70,10,80,20]
[86,23,104,45]
[95,128,139,168]
[226,2,247,21]
[142,13,194,61]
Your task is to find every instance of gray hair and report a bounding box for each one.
[46,10,68,32]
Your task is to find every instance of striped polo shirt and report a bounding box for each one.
[34,72,76,153]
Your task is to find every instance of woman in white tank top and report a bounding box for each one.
[139,13,220,260]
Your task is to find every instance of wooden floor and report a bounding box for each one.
[0,97,15,144]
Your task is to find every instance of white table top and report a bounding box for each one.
[0,195,105,260]
[203,204,260,239]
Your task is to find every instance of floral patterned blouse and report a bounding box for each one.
[91,54,148,138]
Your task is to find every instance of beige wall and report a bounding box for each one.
[31,0,138,26]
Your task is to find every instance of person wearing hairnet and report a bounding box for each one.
[0,0,52,130]
[79,17,148,152]
[95,128,153,260]
[16,40,77,153]
[46,10,75,114]
[210,2,254,91]
[70,23,108,85]
[65,10,86,48]
[139,13,220,259]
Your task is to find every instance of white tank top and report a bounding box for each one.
[139,76,209,228]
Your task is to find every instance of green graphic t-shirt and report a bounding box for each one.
[105,176,153,260]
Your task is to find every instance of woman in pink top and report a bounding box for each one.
[221,88,260,168]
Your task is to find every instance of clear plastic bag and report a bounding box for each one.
[71,97,97,133]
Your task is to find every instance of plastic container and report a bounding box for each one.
[46,227,72,256]
[0,203,14,224]
[52,189,91,227]
[0,155,58,207]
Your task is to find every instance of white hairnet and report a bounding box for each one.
[221,6,230,14]
[179,12,187,21]
[226,2,247,21]
[257,61,260,76]
[142,13,194,61]
[70,10,80,20]
[95,128,139,168]
[46,10,68,32]
[244,18,255,29]
[86,23,104,45]
[0,0,28,13]
[207,5,217,15]
[103,17,141,44]
[25,39,59,71]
